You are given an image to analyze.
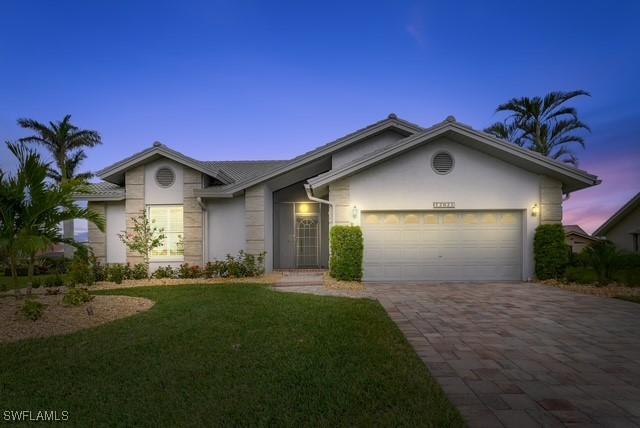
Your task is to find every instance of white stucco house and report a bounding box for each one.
[76,114,600,281]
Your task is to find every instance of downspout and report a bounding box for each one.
[197,197,208,264]
[304,183,334,228]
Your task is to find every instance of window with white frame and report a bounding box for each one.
[148,205,184,259]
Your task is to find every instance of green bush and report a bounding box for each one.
[330,225,363,281]
[107,264,126,284]
[62,287,94,306]
[21,299,46,321]
[615,268,640,287]
[534,224,569,280]
[31,277,42,289]
[131,263,148,280]
[582,240,620,285]
[153,265,176,279]
[93,261,107,282]
[178,263,202,279]
[564,266,599,284]
[44,275,65,288]
[68,253,96,287]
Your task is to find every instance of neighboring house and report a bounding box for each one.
[75,114,599,281]
[563,225,598,253]
[594,192,640,252]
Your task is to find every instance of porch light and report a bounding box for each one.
[299,203,309,213]
[531,203,539,217]
[352,205,358,219]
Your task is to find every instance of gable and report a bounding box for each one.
[307,119,599,195]
[332,129,411,169]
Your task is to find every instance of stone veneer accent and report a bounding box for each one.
[125,165,145,265]
[540,176,563,224]
[87,202,107,263]
[183,168,203,265]
[245,185,265,255]
[329,179,352,225]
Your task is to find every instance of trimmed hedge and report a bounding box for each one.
[534,224,569,280]
[330,225,363,281]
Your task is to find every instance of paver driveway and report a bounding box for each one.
[368,282,640,427]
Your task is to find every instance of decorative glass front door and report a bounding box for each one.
[295,215,320,267]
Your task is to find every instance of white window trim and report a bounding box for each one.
[147,204,184,262]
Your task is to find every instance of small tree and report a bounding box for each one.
[118,211,166,279]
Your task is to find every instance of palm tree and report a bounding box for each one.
[17,115,102,255]
[484,90,591,165]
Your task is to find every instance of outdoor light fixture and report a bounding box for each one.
[299,203,309,213]
[352,205,358,219]
[531,203,539,217]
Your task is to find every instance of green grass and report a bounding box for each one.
[0,285,462,427]
[615,295,640,304]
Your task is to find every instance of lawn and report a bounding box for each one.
[0,285,463,427]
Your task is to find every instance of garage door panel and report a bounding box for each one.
[363,210,522,281]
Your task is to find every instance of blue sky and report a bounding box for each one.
[1,0,639,232]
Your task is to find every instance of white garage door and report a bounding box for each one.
[362,211,522,281]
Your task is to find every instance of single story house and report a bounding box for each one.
[563,225,598,253]
[594,192,640,252]
[77,114,600,281]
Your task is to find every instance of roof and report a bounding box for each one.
[201,160,289,183]
[193,114,423,197]
[75,182,125,201]
[307,116,600,194]
[563,225,597,241]
[594,192,640,236]
[96,143,236,186]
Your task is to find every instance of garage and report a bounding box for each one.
[362,211,523,281]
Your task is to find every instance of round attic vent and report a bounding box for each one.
[155,167,175,188]
[431,152,454,175]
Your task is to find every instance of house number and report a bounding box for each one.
[433,201,455,208]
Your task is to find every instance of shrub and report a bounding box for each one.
[21,299,46,321]
[31,277,42,289]
[564,266,599,284]
[178,263,202,279]
[93,261,107,282]
[203,261,224,278]
[44,275,65,288]
[330,225,363,281]
[131,263,148,280]
[153,265,175,279]
[534,224,569,280]
[582,240,620,285]
[617,252,640,269]
[68,253,96,287]
[62,287,94,306]
[107,264,126,284]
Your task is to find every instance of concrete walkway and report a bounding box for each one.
[277,282,640,427]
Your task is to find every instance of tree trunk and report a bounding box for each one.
[9,253,19,296]
[26,253,35,296]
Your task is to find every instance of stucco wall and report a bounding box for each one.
[105,202,126,263]
[207,196,246,260]
[144,159,184,204]
[87,202,106,263]
[344,137,546,280]
[125,166,145,265]
[603,205,640,252]
[332,129,407,168]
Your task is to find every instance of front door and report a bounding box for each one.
[276,202,321,268]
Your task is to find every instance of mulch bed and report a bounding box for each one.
[323,272,366,291]
[0,294,154,344]
[540,279,640,298]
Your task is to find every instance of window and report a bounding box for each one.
[148,205,184,259]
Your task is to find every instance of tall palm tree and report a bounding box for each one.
[484,90,591,165]
[0,142,105,294]
[17,115,102,255]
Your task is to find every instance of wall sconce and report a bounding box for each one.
[298,203,309,213]
[531,203,539,217]
[352,205,358,219]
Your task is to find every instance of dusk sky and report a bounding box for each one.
[1,0,639,233]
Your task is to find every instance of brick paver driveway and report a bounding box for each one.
[368,282,640,427]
